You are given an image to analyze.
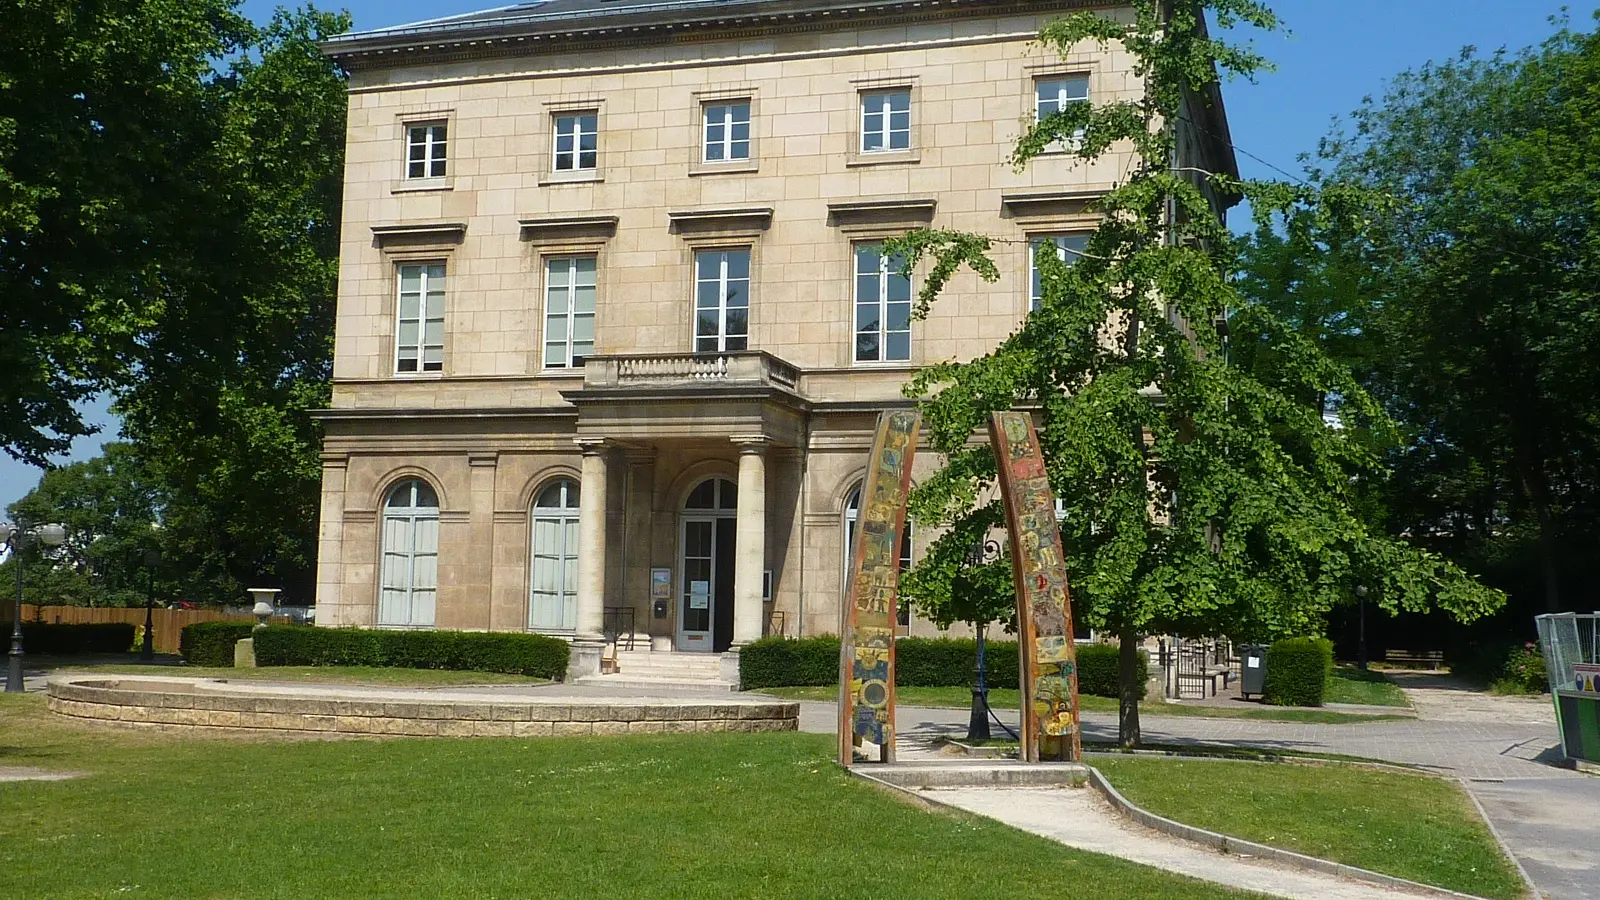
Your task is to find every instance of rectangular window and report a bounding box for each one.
[406,122,448,179]
[1030,234,1090,310]
[703,102,752,162]
[860,90,911,153]
[694,249,751,353]
[552,113,598,172]
[395,263,445,374]
[544,256,597,369]
[1036,75,1090,142]
[854,243,912,363]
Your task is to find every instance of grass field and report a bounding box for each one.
[758,685,1406,724]
[0,694,1264,900]
[1324,666,1410,707]
[59,662,550,687]
[1093,756,1525,899]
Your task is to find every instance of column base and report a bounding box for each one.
[566,638,606,683]
[720,646,743,688]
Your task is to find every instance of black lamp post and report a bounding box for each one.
[1355,585,1369,671]
[965,539,1002,742]
[1,521,68,693]
[140,547,161,661]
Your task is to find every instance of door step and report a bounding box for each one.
[575,674,738,692]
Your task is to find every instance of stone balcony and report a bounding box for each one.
[566,352,810,446]
[581,351,801,393]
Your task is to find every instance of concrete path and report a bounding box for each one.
[796,683,1597,900]
[927,786,1448,900]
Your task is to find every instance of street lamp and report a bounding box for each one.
[140,546,162,661]
[1,521,68,692]
[1355,585,1369,671]
[965,539,1002,742]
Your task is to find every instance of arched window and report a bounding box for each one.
[380,479,439,627]
[529,478,581,632]
[843,485,914,627]
[684,476,738,512]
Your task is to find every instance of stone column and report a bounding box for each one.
[731,437,768,648]
[570,439,609,680]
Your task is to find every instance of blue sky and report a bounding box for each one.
[0,0,1579,514]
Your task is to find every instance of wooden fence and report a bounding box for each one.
[5,604,290,655]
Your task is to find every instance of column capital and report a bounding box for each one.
[732,435,771,454]
[575,437,611,456]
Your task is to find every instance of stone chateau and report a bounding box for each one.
[313,0,1237,680]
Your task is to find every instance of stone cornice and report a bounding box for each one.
[323,1,1106,71]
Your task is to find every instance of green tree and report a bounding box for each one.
[891,0,1503,746]
[113,7,350,604]
[2,444,167,608]
[1240,16,1600,618]
[0,0,253,463]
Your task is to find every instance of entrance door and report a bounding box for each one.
[678,477,738,653]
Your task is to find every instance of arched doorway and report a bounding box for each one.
[380,479,439,628]
[528,477,581,632]
[679,476,737,653]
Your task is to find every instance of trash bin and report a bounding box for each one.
[1240,644,1268,699]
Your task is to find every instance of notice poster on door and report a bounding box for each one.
[689,580,711,610]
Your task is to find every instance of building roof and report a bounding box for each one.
[322,0,1088,60]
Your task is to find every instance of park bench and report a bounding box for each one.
[1383,648,1444,670]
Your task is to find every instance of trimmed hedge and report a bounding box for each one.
[3,622,136,656]
[1076,642,1149,698]
[1264,636,1334,707]
[180,622,257,667]
[251,626,569,680]
[739,635,1143,698]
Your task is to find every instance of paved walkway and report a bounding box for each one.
[797,674,1599,900]
[929,786,1449,900]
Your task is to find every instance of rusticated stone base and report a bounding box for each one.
[45,675,799,738]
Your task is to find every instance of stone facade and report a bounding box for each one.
[315,0,1235,675]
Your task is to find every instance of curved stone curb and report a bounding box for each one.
[1084,766,1496,900]
[46,675,800,738]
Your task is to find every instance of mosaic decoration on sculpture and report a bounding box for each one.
[837,409,920,766]
[990,411,1083,763]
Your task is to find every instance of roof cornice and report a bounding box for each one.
[322,0,1107,71]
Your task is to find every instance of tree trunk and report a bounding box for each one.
[1118,627,1142,747]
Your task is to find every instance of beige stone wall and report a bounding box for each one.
[331,6,1138,408]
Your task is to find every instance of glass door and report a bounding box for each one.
[677,518,716,653]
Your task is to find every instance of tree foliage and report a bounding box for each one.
[890,0,1503,745]
[1238,14,1600,619]
[0,4,348,604]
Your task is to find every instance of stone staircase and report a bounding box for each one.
[575,647,738,692]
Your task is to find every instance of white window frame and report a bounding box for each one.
[860,89,912,153]
[543,256,597,370]
[1035,74,1090,145]
[702,101,752,163]
[406,121,448,179]
[552,112,598,172]
[379,479,439,628]
[1030,234,1090,310]
[529,478,581,632]
[694,248,751,354]
[854,243,912,364]
[395,263,445,374]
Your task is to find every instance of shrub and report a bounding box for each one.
[251,626,569,680]
[3,622,136,656]
[739,634,1139,698]
[1264,636,1334,707]
[1075,643,1149,698]
[1490,642,1548,695]
[739,636,839,690]
[180,622,257,667]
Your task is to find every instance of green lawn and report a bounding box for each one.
[0,695,1263,900]
[1324,666,1411,707]
[1092,756,1525,900]
[759,685,1406,724]
[58,661,551,687]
